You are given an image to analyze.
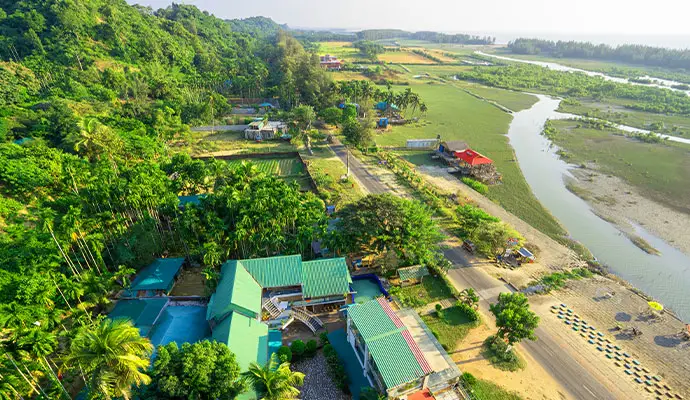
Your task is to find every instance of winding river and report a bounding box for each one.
[507,94,690,322]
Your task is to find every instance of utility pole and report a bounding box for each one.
[346,149,350,176]
[210,95,215,135]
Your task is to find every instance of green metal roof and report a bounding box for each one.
[398,265,429,282]
[209,260,263,321]
[347,299,399,340]
[239,255,303,288]
[212,312,269,371]
[108,298,169,337]
[127,258,184,293]
[302,258,352,298]
[367,331,427,389]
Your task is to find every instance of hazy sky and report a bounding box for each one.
[127,0,690,37]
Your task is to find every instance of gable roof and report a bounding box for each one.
[212,312,269,371]
[348,298,433,390]
[398,265,430,282]
[455,148,493,166]
[442,141,469,152]
[302,258,352,298]
[208,260,263,321]
[239,255,303,288]
[127,258,184,293]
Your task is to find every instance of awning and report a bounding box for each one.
[517,247,534,258]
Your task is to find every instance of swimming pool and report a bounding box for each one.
[148,305,210,348]
[350,274,389,304]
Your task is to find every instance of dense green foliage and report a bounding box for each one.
[482,336,525,372]
[356,29,494,44]
[461,177,488,194]
[489,293,539,346]
[241,354,304,400]
[322,343,350,393]
[457,64,690,115]
[353,40,385,61]
[335,194,442,266]
[142,341,245,400]
[510,38,690,70]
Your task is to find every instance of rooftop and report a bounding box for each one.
[441,141,469,152]
[455,148,493,166]
[124,258,184,295]
[398,265,430,282]
[208,260,263,322]
[212,311,269,371]
[108,298,169,337]
[348,298,434,390]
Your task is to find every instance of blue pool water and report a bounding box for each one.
[148,305,210,348]
[268,330,283,360]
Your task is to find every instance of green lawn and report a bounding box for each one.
[299,143,363,206]
[394,275,454,308]
[375,82,566,239]
[465,378,523,400]
[193,131,297,155]
[422,306,479,351]
[316,41,368,62]
[550,120,690,213]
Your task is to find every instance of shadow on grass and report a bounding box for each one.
[481,336,525,372]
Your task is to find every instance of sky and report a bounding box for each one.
[126,0,690,44]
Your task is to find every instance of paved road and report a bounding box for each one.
[337,146,617,399]
[444,246,616,400]
[328,139,388,194]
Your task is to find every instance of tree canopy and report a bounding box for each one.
[489,292,540,345]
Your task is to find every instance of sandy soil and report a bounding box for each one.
[569,168,690,257]
[452,316,570,400]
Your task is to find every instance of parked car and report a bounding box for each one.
[462,240,476,253]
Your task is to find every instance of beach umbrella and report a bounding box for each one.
[648,301,664,312]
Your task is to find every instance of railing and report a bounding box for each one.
[292,307,324,333]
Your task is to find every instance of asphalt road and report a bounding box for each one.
[337,146,617,399]
[328,140,388,194]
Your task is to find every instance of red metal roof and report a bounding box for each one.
[402,329,433,374]
[407,388,433,400]
[453,148,493,166]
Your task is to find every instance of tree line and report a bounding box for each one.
[357,29,495,45]
[509,38,690,70]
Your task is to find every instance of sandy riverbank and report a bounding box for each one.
[567,168,690,257]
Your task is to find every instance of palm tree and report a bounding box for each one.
[242,354,304,400]
[63,319,153,400]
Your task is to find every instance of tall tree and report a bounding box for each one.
[489,292,540,345]
[64,319,153,400]
[242,354,304,400]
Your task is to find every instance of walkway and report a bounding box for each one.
[328,138,388,194]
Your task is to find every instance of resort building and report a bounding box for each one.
[346,298,461,398]
[244,120,288,140]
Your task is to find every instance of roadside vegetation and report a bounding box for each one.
[461,372,524,400]
[423,304,481,351]
[528,268,593,292]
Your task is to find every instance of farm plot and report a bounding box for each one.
[226,157,304,176]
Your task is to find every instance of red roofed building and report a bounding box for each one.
[320,54,342,70]
[454,148,493,166]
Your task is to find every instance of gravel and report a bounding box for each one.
[292,352,350,400]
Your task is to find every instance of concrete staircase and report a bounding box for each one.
[262,298,282,319]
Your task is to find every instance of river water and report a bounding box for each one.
[507,94,690,322]
[476,51,690,96]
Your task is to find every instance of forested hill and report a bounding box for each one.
[227,15,287,38]
[509,38,690,70]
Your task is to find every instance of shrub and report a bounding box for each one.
[290,340,306,359]
[323,343,350,393]
[482,336,524,371]
[277,345,292,363]
[461,177,488,195]
[455,301,480,322]
[461,372,477,385]
[319,332,330,346]
[305,340,318,356]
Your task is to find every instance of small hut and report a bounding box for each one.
[397,265,430,287]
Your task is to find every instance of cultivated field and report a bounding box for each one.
[378,50,436,64]
[316,41,368,62]
[226,157,304,176]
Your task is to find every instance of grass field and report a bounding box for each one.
[193,131,297,155]
[378,50,436,64]
[453,82,538,112]
[464,378,524,400]
[226,157,304,176]
[550,120,690,212]
[299,143,363,206]
[316,41,368,62]
[395,275,454,307]
[421,306,479,351]
[374,82,566,238]
[559,99,690,138]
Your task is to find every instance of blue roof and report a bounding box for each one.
[178,195,206,207]
[259,102,274,107]
[109,298,169,336]
[518,247,534,258]
[126,258,184,294]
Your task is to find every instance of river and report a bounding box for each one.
[476,51,690,96]
[507,94,690,322]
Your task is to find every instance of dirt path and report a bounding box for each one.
[569,168,690,257]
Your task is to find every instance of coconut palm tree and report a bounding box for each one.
[63,319,153,400]
[242,354,304,400]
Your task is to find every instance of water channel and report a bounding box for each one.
[507,94,690,322]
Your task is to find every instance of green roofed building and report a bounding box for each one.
[212,312,269,371]
[122,258,184,298]
[208,260,263,322]
[397,265,429,286]
[346,298,461,398]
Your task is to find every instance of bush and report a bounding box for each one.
[319,332,330,346]
[461,177,488,194]
[290,340,306,359]
[305,340,318,356]
[455,302,480,322]
[277,345,292,363]
[482,336,524,371]
[461,372,477,385]
[323,344,350,393]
